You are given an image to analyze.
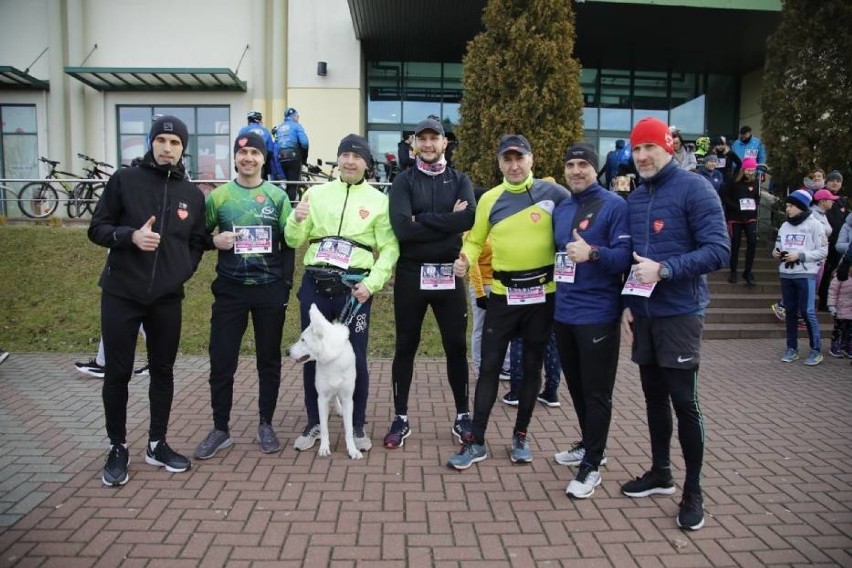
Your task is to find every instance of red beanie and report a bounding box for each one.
[630,118,674,154]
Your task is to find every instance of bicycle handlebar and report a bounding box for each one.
[77,153,114,169]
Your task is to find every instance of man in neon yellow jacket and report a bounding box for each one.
[285,134,399,453]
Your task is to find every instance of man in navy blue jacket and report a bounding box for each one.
[619,118,729,531]
[552,142,632,499]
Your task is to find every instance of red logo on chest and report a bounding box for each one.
[255,195,266,204]
[359,208,370,220]
[653,219,664,233]
[578,219,589,231]
[530,212,541,223]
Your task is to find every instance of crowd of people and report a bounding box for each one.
[73,110,849,537]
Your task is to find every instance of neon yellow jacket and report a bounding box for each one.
[284,178,399,294]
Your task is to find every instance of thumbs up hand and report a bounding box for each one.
[566,228,592,263]
[453,251,470,277]
[631,251,663,284]
[132,215,160,251]
[294,193,310,222]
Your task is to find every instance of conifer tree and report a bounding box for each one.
[761,0,852,186]
[454,0,584,187]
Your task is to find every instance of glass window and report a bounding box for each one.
[583,107,598,130]
[0,104,39,215]
[632,109,669,125]
[670,95,705,138]
[117,105,229,179]
[600,108,631,131]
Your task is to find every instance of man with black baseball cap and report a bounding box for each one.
[449,134,569,470]
[194,132,295,460]
[89,115,208,486]
[383,116,476,450]
[552,142,632,499]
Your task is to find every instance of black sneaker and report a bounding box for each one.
[75,358,105,378]
[621,469,676,497]
[677,490,705,530]
[501,391,519,406]
[383,416,411,449]
[536,391,561,407]
[145,440,191,473]
[452,413,472,443]
[102,444,130,486]
[133,364,149,377]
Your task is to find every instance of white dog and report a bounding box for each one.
[287,304,362,460]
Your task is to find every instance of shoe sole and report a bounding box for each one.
[194,438,233,460]
[510,453,532,464]
[447,453,487,470]
[677,516,706,531]
[452,426,468,444]
[781,356,799,363]
[102,457,130,487]
[554,455,609,467]
[566,478,602,499]
[145,455,191,473]
[537,397,561,407]
[803,359,823,366]
[384,429,411,449]
[76,367,105,378]
[501,399,519,407]
[293,435,320,451]
[622,485,676,498]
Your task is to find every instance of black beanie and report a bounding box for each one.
[337,134,372,164]
[563,142,599,171]
[234,132,267,157]
[149,115,188,149]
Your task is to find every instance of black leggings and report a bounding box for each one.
[391,264,469,415]
[101,292,183,446]
[728,220,757,276]
[640,364,705,492]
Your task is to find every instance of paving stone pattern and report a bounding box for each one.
[0,339,850,567]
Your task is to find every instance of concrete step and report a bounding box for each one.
[703,323,833,340]
[710,281,780,294]
[710,293,778,308]
[706,307,834,325]
[707,268,780,282]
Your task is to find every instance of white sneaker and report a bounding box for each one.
[293,424,320,451]
[354,426,372,451]
[566,465,602,499]
[554,442,608,467]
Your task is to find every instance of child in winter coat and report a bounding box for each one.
[827,268,852,358]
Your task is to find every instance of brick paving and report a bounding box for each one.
[0,339,850,567]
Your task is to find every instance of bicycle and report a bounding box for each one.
[17,155,113,219]
[301,158,337,183]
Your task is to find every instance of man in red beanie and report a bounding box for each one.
[620,117,730,531]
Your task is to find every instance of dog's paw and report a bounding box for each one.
[318,445,331,457]
[348,449,364,460]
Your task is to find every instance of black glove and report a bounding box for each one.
[784,261,797,270]
[838,261,850,282]
[475,295,489,310]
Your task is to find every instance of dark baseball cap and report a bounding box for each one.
[497,134,532,156]
[414,118,444,136]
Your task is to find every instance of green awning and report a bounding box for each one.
[63,67,246,92]
[0,66,49,90]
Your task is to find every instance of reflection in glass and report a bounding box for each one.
[632,109,669,126]
[600,108,631,130]
[670,95,705,137]
[368,100,401,124]
[582,107,598,129]
[118,107,150,134]
[197,107,229,134]
[154,107,195,130]
[120,135,146,166]
[2,106,37,133]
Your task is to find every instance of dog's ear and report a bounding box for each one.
[308,303,329,336]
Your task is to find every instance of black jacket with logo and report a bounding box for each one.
[88,152,208,303]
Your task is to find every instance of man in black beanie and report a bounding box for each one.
[194,131,295,460]
[89,115,208,486]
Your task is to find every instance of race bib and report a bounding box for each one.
[233,225,272,254]
[621,268,656,297]
[783,233,806,251]
[506,286,546,305]
[554,252,576,283]
[420,263,455,290]
[739,198,756,211]
[314,237,353,268]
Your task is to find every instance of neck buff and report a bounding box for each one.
[416,156,447,176]
[787,208,811,226]
[503,172,534,191]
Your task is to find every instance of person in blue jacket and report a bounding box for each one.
[552,142,632,500]
[697,152,724,196]
[274,108,310,201]
[731,125,767,165]
[619,118,729,532]
[237,111,283,181]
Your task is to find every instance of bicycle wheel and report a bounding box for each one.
[18,182,59,219]
[83,182,105,216]
[67,184,89,218]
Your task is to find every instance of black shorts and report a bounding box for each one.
[631,314,704,369]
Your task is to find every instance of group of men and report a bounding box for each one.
[88,113,728,532]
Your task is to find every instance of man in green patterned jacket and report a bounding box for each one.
[194,132,295,459]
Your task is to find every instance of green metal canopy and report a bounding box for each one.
[63,67,246,92]
[0,66,49,90]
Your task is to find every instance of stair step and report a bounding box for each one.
[710,293,778,308]
[710,281,780,294]
[706,307,834,325]
[703,323,833,340]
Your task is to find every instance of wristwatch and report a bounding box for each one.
[658,262,672,280]
[588,245,601,262]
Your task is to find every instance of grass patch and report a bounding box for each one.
[0,225,454,357]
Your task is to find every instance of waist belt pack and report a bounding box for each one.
[493,266,553,289]
[305,266,368,297]
[278,148,299,161]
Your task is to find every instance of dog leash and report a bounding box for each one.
[337,273,366,326]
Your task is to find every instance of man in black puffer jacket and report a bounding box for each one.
[89,115,209,487]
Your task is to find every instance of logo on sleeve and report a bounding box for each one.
[176,201,189,220]
[653,219,664,233]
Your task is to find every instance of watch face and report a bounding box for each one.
[589,249,600,261]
